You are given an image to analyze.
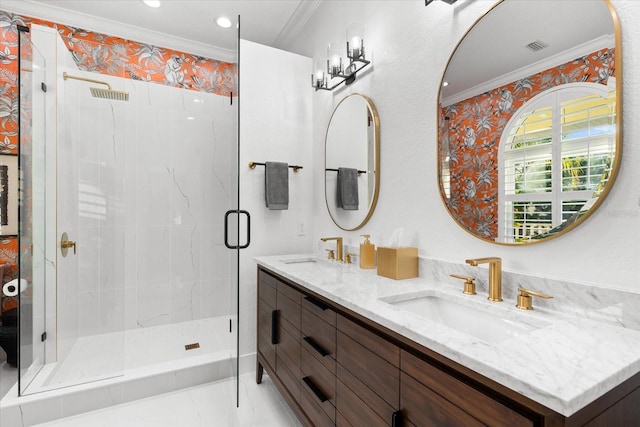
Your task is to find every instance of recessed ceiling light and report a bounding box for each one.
[443,81,449,87]
[143,1,162,8]
[216,16,232,29]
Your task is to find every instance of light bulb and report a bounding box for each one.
[350,36,362,58]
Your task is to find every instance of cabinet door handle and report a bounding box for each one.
[392,410,403,427]
[303,336,329,357]
[271,310,279,345]
[303,295,330,311]
[302,376,328,403]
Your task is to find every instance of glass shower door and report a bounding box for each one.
[49,64,128,389]
[18,27,48,394]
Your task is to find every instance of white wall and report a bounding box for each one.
[239,40,313,357]
[281,0,640,292]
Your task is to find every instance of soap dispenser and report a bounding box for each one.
[359,234,375,269]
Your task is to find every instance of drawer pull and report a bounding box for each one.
[304,295,330,311]
[302,376,328,403]
[303,336,329,357]
[271,310,279,345]
[392,410,403,427]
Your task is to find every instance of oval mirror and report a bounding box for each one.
[325,94,380,231]
[438,0,621,244]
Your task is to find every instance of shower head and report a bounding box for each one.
[90,87,129,101]
[63,72,129,102]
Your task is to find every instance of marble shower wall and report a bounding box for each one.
[60,67,235,336]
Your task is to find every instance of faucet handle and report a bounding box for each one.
[325,249,335,260]
[450,274,476,295]
[516,287,553,310]
[344,253,352,264]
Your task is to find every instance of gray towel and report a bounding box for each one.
[337,167,359,210]
[265,161,289,210]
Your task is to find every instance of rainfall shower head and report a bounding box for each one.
[63,72,129,101]
[89,87,129,101]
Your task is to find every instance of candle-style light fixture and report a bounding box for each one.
[312,22,371,91]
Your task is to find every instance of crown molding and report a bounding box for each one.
[442,34,615,107]
[272,0,322,50]
[1,0,236,62]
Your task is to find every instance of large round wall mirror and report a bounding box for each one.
[438,0,621,245]
[325,94,380,231]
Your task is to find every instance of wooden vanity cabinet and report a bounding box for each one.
[256,269,302,405]
[256,266,640,427]
[257,270,277,373]
[336,314,400,426]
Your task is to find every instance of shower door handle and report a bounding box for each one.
[224,209,251,249]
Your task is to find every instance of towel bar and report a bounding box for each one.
[326,168,367,176]
[249,161,302,172]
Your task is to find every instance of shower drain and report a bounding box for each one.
[185,343,200,350]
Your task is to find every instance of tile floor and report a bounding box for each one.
[32,373,302,427]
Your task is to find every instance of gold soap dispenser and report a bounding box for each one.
[359,234,375,269]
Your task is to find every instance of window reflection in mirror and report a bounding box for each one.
[438,0,620,245]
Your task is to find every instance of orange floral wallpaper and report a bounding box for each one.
[440,47,615,240]
[0,10,237,155]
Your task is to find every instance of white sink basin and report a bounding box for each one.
[381,292,549,344]
[281,257,317,264]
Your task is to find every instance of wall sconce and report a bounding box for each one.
[312,22,371,91]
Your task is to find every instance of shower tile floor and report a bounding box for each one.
[34,372,302,427]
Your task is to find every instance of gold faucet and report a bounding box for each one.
[465,257,502,302]
[321,237,343,262]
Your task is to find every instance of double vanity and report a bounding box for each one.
[255,254,640,426]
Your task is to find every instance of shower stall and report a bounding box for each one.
[11,17,244,413]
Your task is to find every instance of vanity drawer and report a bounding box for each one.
[301,307,336,361]
[337,330,400,407]
[301,380,335,427]
[401,371,484,427]
[301,295,336,326]
[401,350,534,427]
[301,346,335,408]
[337,314,399,367]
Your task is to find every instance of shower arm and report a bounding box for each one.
[62,72,112,90]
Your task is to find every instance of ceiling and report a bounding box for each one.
[441,0,615,106]
[3,0,321,61]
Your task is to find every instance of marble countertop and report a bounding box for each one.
[255,254,640,417]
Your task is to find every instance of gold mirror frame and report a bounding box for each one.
[437,0,622,245]
[325,94,380,231]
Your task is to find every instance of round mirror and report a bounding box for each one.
[438,0,621,244]
[325,94,380,231]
